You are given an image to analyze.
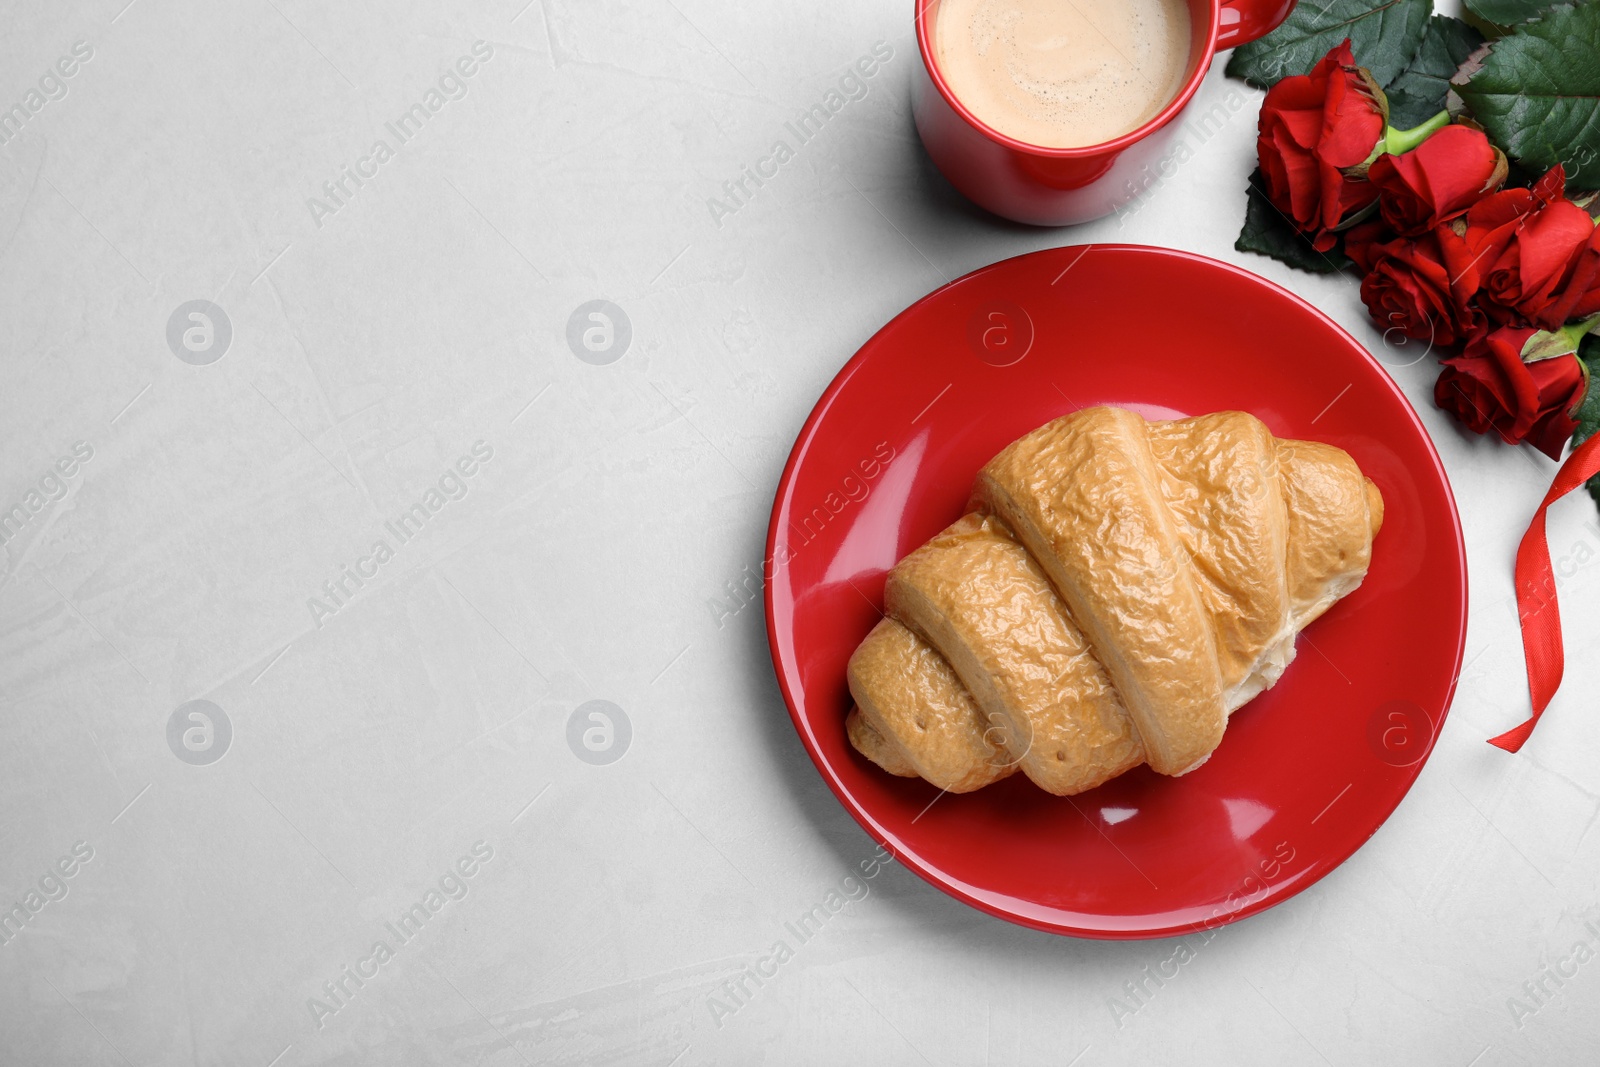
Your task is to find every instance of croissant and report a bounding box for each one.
[845,406,1383,795]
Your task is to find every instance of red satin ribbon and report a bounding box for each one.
[1490,431,1600,751]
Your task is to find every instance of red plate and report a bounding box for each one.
[765,245,1466,939]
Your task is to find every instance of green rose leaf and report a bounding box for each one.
[1227,0,1433,90]
[1571,333,1600,510]
[1455,2,1600,191]
[1384,15,1486,128]
[1465,0,1560,26]
[1236,171,1355,274]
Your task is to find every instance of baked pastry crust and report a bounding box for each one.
[846,406,1384,794]
[846,618,1015,792]
[886,513,1142,794]
[977,406,1226,775]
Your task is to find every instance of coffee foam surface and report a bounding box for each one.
[934,0,1192,149]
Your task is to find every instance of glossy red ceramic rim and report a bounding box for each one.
[912,0,1221,158]
[764,245,1467,939]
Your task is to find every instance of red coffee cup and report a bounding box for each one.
[914,0,1296,225]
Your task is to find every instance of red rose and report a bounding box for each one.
[1434,326,1586,459]
[1360,229,1484,347]
[1368,125,1505,236]
[1256,41,1386,251]
[1547,223,1600,326]
[1463,167,1600,330]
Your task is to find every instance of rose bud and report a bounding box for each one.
[1360,228,1487,348]
[1476,196,1597,330]
[1368,124,1507,236]
[1434,325,1586,460]
[1256,40,1387,251]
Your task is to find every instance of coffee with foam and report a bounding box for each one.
[933,0,1192,149]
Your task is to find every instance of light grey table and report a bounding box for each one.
[1,2,1596,1064]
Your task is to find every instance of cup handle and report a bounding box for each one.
[1215,0,1296,49]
